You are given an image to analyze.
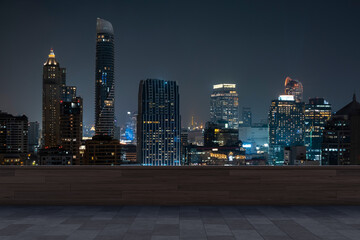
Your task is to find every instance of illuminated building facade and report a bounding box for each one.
[62,86,77,102]
[95,18,115,137]
[84,135,122,165]
[322,95,360,165]
[60,97,83,165]
[210,84,239,129]
[204,122,239,147]
[284,76,303,102]
[121,144,137,163]
[42,49,66,148]
[268,95,305,165]
[137,79,181,166]
[185,146,246,166]
[123,111,137,144]
[304,98,332,161]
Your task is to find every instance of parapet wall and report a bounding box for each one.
[0,166,359,205]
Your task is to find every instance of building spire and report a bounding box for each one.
[353,92,356,102]
[48,48,55,58]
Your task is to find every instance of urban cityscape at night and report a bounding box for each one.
[1,0,360,239]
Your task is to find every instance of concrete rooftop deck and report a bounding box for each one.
[1,206,360,240]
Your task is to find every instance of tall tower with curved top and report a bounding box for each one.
[95,18,115,137]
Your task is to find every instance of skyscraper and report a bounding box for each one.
[268,95,305,165]
[304,98,332,161]
[210,84,239,129]
[42,49,83,163]
[284,77,303,102]
[137,79,181,166]
[42,49,66,148]
[95,18,115,137]
[60,97,83,164]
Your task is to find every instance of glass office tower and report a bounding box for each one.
[137,79,181,166]
[210,84,239,129]
[95,18,115,137]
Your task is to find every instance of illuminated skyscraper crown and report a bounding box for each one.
[284,76,303,102]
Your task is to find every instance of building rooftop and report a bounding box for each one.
[96,18,114,34]
[335,94,360,116]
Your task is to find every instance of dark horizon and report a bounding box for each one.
[1,0,360,128]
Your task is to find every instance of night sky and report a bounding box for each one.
[1,0,360,128]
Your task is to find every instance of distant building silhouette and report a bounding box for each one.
[28,121,40,153]
[322,94,360,165]
[268,95,305,165]
[95,18,115,137]
[241,107,252,127]
[210,84,239,129]
[0,111,28,165]
[137,79,181,166]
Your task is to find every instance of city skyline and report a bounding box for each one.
[1,0,360,128]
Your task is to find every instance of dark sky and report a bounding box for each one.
[1,0,360,128]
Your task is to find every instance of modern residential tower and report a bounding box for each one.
[137,79,181,166]
[95,18,115,137]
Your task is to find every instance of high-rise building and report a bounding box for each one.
[137,79,181,166]
[42,49,83,163]
[60,97,83,164]
[284,77,303,102]
[42,49,66,148]
[28,121,40,153]
[241,107,252,127]
[210,84,239,129]
[304,98,332,161]
[322,94,360,165]
[268,95,305,165]
[95,18,115,137]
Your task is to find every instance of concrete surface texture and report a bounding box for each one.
[0,206,360,240]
